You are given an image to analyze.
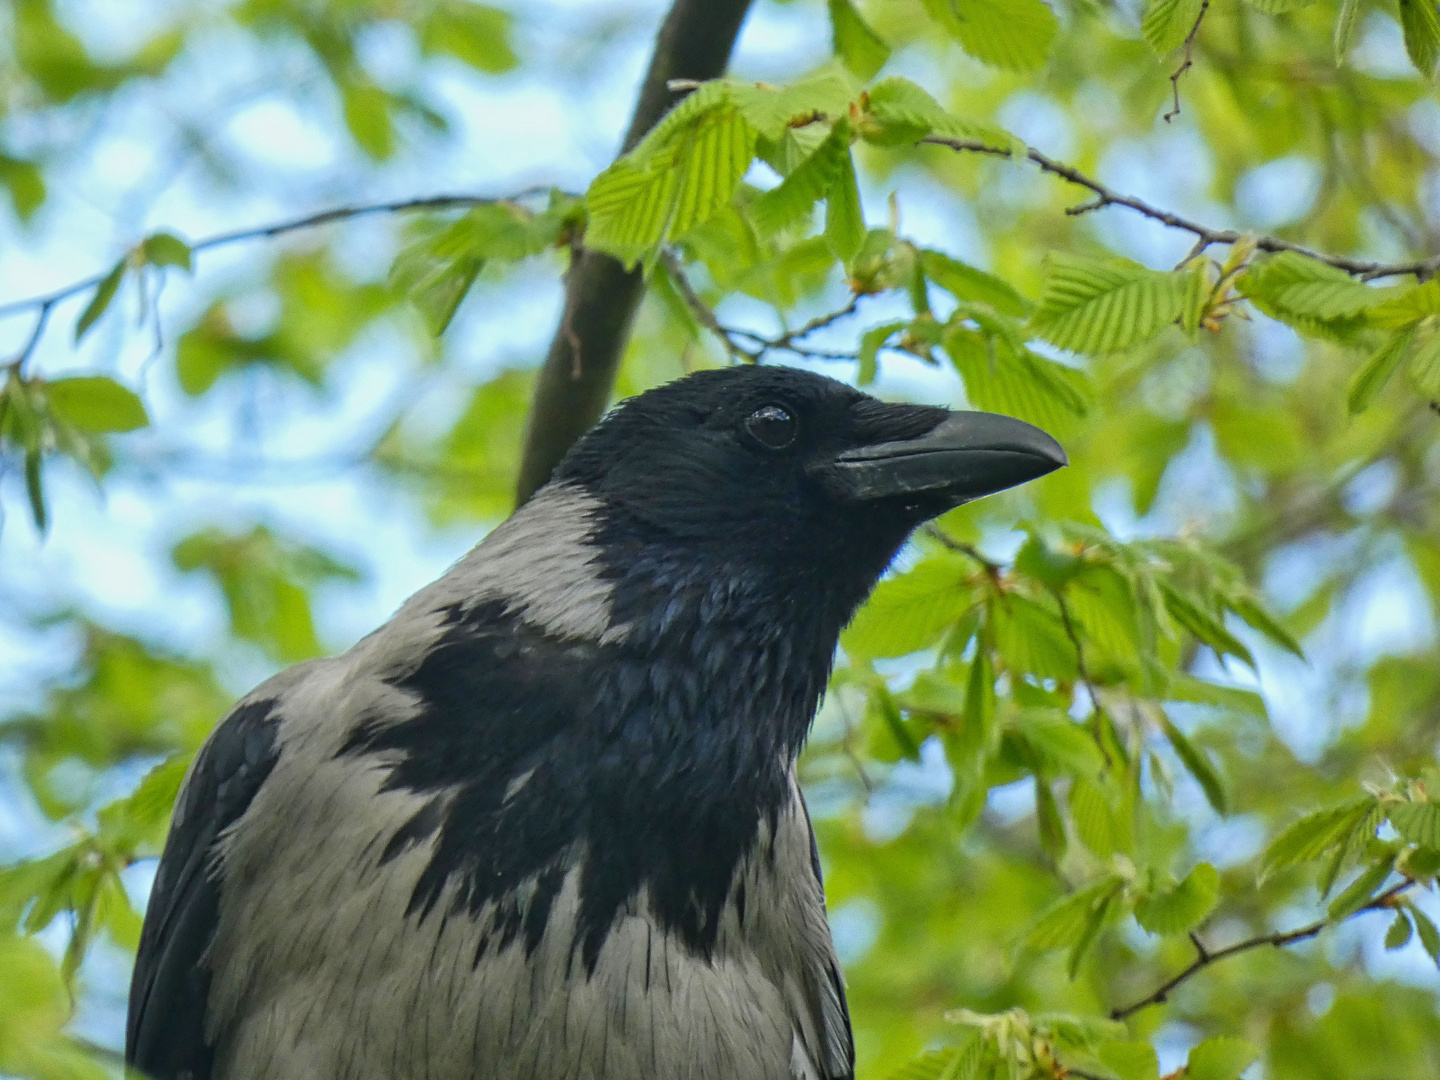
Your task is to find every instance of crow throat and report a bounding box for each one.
[340,501,881,974]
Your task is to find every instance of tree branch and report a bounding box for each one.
[513,0,757,505]
[921,137,1440,281]
[1109,879,1415,1022]
[1163,0,1210,124]
[0,190,556,374]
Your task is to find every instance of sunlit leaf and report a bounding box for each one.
[1186,1036,1260,1080]
[1134,862,1219,934]
[829,0,891,79]
[45,376,147,433]
[1031,254,1190,356]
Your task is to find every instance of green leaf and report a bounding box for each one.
[141,231,192,271]
[1403,901,1440,964]
[1069,776,1119,857]
[1186,1036,1260,1080]
[1134,862,1219,934]
[1157,710,1228,814]
[1022,874,1124,952]
[825,153,866,263]
[829,0,891,79]
[1160,582,1254,667]
[858,78,1018,150]
[1326,858,1392,920]
[1348,328,1416,414]
[0,153,46,220]
[46,376,148,433]
[945,0,1058,72]
[750,121,853,233]
[341,75,395,160]
[858,320,906,384]
[945,326,1091,432]
[1097,1040,1160,1080]
[588,102,756,268]
[25,449,46,533]
[1035,776,1067,859]
[1261,798,1377,878]
[74,258,126,342]
[1142,0,1204,53]
[1366,279,1440,328]
[1227,592,1304,658]
[1407,326,1440,395]
[1238,252,1391,337]
[1400,0,1440,76]
[1242,0,1319,12]
[1387,801,1440,848]
[921,251,1032,317]
[1030,254,1190,356]
[1333,0,1360,61]
[1161,669,1268,717]
[419,1,518,74]
[843,555,973,658]
[1386,911,1415,949]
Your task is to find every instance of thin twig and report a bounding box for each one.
[1054,588,1104,721]
[661,249,866,363]
[1164,0,1211,123]
[0,189,558,323]
[921,136,1440,281]
[1109,879,1415,1021]
[922,524,1003,576]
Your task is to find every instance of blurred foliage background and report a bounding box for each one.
[2,0,1440,1077]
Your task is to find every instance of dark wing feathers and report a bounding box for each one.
[125,698,279,1080]
[800,790,855,1080]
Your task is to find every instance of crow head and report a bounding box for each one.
[553,366,1065,633]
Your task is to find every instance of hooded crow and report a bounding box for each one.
[126,365,1065,1080]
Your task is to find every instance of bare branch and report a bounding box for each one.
[922,136,1440,281]
[1164,0,1211,124]
[661,250,865,363]
[0,191,550,326]
[1109,879,1415,1022]
[514,0,757,505]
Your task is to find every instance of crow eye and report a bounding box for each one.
[744,404,798,450]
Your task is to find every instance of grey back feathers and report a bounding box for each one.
[128,478,854,1080]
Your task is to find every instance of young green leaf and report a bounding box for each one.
[1407,326,1440,395]
[858,320,906,384]
[75,257,127,342]
[1134,862,1220,935]
[750,121,853,234]
[1142,0,1204,53]
[1022,874,1124,951]
[1348,328,1416,414]
[1186,1036,1260,1080]
[141,231,192,272]
[1157,709,1228,814]
[46,376,148,433]
[1030,254,1190,356]
[1097,1040,1159,1080]
[1261,797,1377,879]
[1238,252,1391,337]
[828,0,891,79]
[1069,777,1119,857]
[1400,0,1440,76]
[825,153,866,263]
[1387,800,1440,848]
[1326,858,1393,920]
[341,75,395,160]
[1242,0,1319,12]
[418,1,518,74]
[945,0,1058,72]
[842,555,973,658]
[25,448,46,533]
[1160,583,1254,667]
[1402,901,1440,965]
[921,250,1031,317]
[1226,592,1304,658]
[1386,911,1415,949]
[1035,776,1067,859]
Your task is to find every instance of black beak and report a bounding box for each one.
[822,410,1067,508]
